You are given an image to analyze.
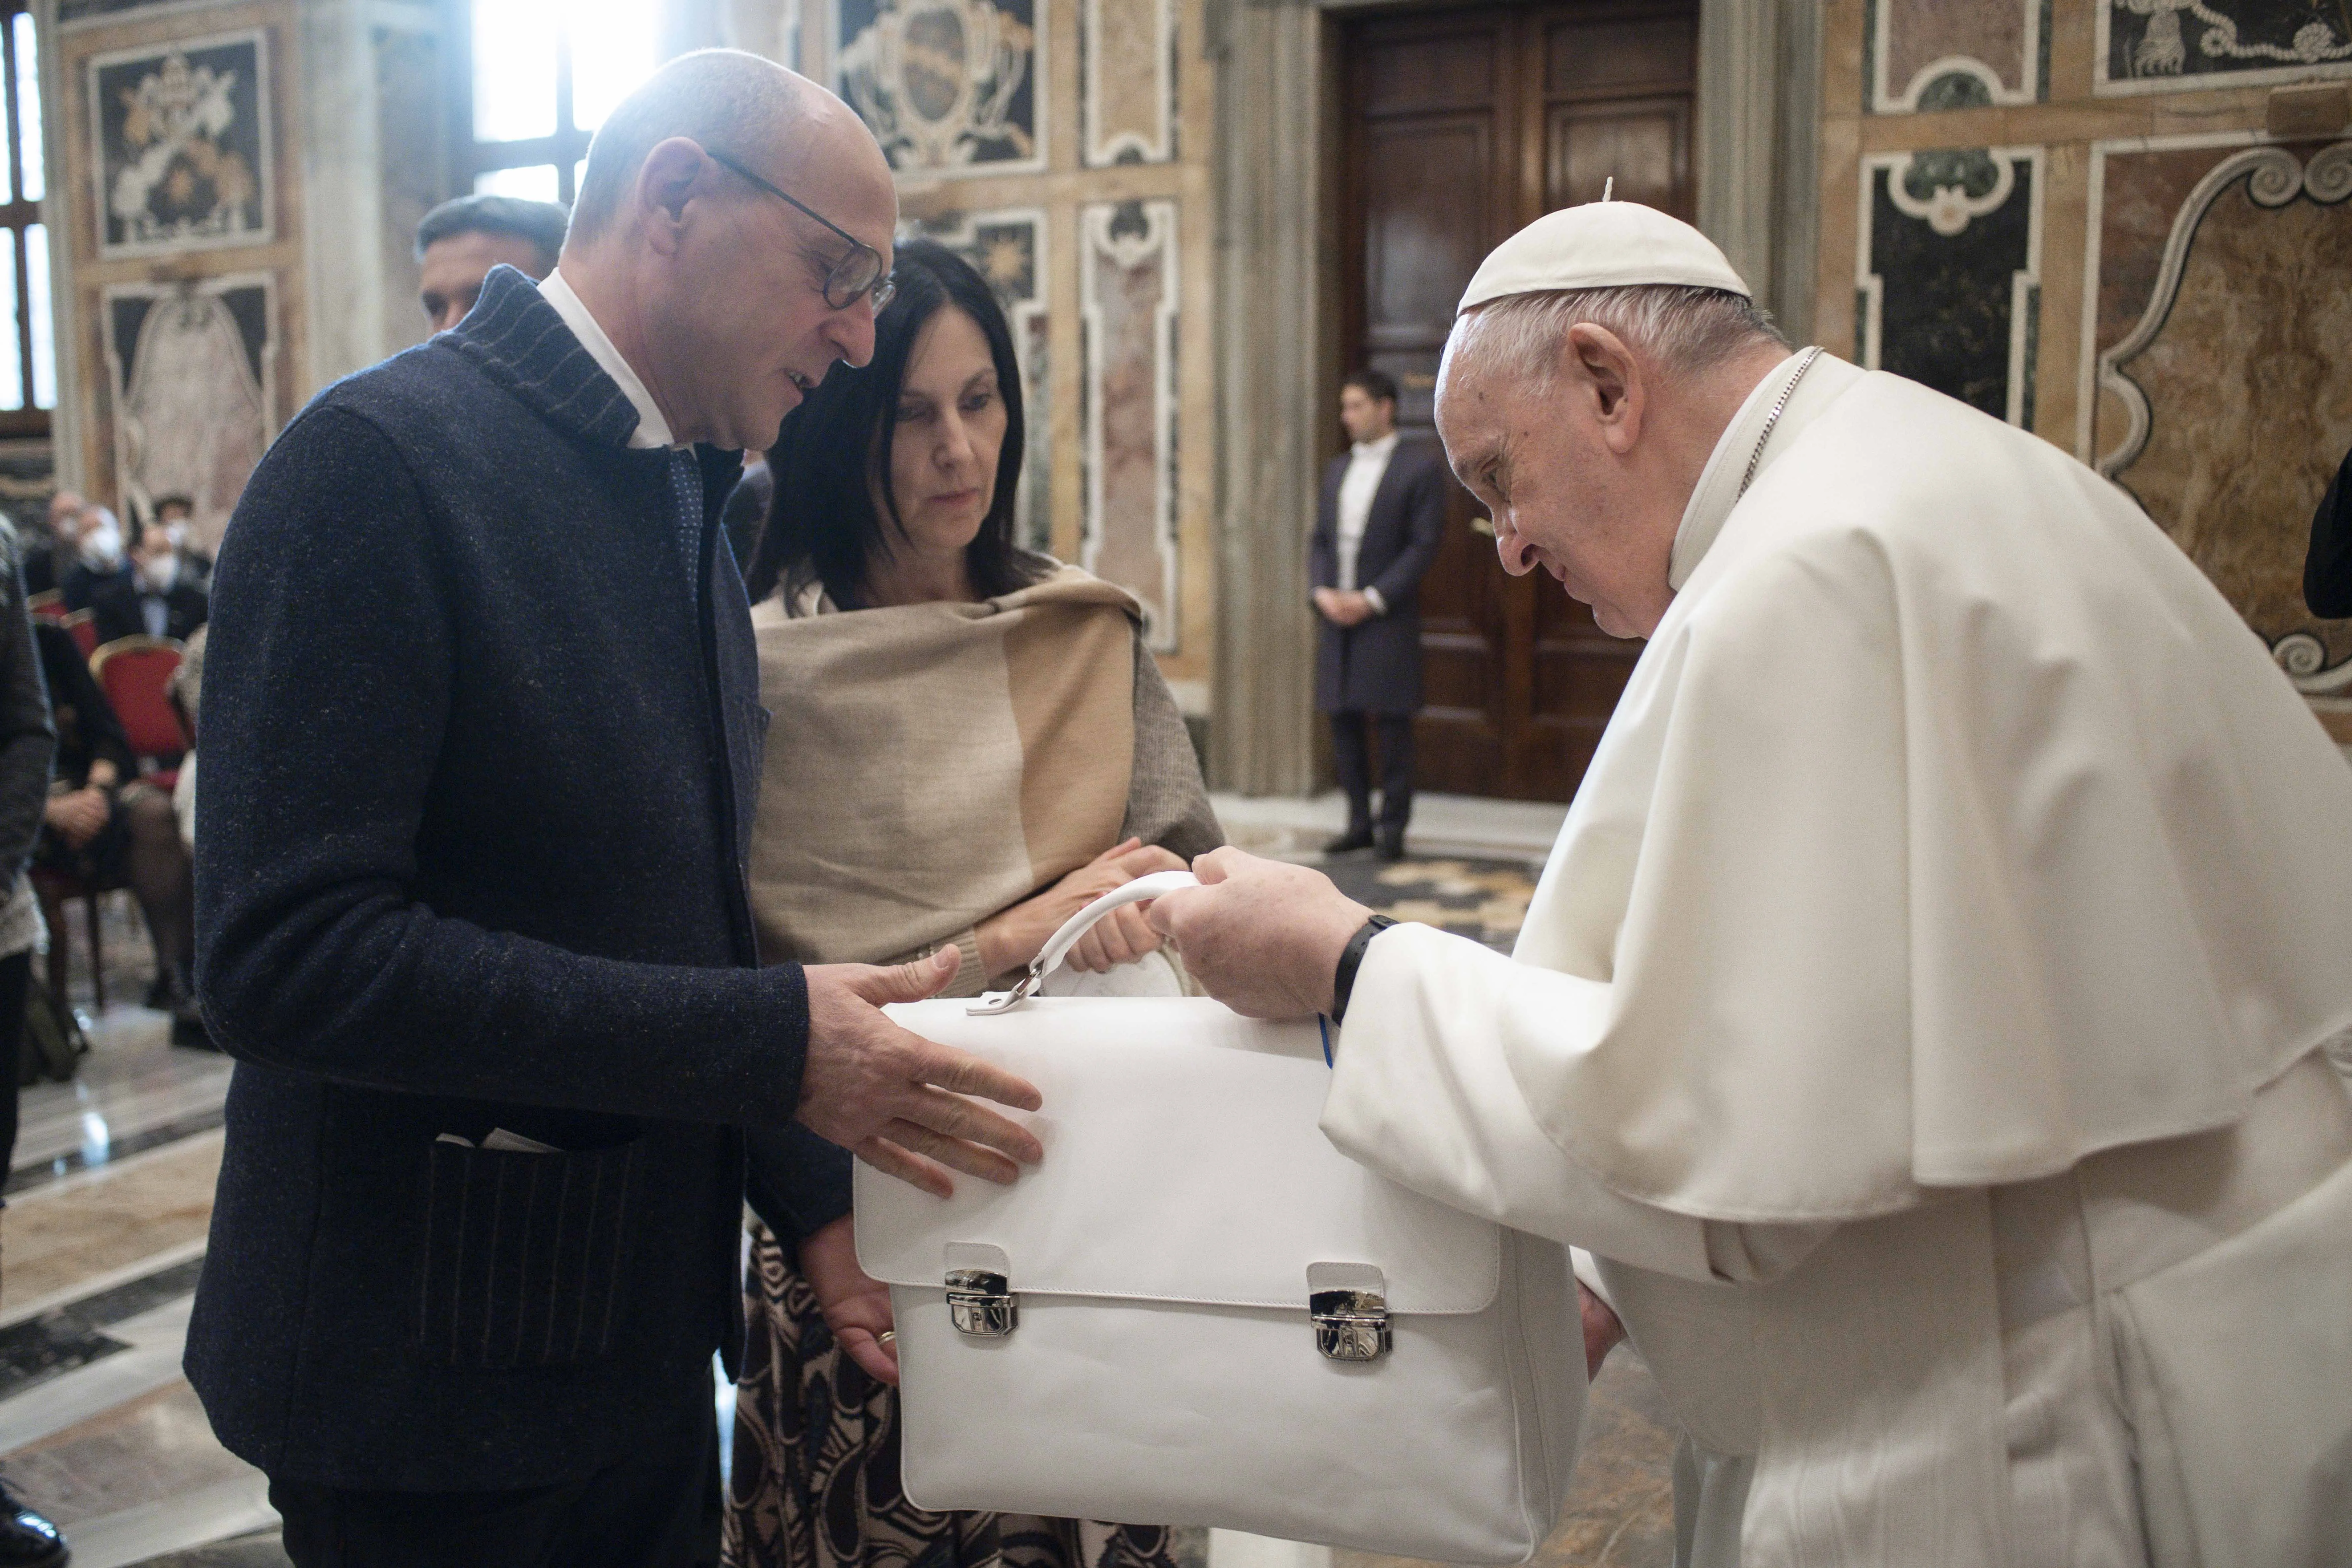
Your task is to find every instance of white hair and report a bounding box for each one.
[1443,284,1788,390]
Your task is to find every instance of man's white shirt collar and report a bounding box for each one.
[538,267,680,450]
[1352,430,1401,463]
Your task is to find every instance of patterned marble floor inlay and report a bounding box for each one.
[0,1256,205,1401]
[1322,854,1537,953]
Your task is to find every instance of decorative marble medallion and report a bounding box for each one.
[1080,199,1179,652]
[2098,0,2352,94]
[1857,147,2044,425]
[1082,0,1175,167]
[833,0,1042,175]
[1870,0,2046,112]
[85,29,273,259]
[912,207,1051,552]
[101,272,274,558]
[2092,140,2352,688]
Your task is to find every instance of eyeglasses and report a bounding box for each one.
[706,149,896,313]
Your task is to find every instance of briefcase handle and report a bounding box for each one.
[968,869,1200,1015]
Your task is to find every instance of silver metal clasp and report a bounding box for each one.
[946,1268,1018,1338]
[1310,1287,1391,1363]
[967,963,1045,1015]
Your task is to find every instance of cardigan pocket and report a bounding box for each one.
[416,1134,647,1369]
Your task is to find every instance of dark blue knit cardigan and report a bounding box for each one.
[187,265,845,1490]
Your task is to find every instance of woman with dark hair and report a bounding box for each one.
[724,241,1217,1568]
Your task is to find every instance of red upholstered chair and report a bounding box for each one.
[64,609,98,660]
[26,589,63,622]
[90,636,187,789]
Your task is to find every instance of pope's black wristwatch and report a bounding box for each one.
[1329,914,1399,1025]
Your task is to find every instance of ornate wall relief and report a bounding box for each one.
[1870,0,2046,111]
[1080,198,1178,652]
[833,0,1042,174]
[1081,0,1174,166]
[102,271,273,555]
[2098,0,2352,93]
[86,28,272,259]
[1857,146,2044,424]
[911,206,1051,552]
[2089,139,2352,689]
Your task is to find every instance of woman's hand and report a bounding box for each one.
[44,787,109,849]
[975,838,1186,978]
[798,1214,899,1385]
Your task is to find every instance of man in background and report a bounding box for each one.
[19,490,82,597]
[415,191,570,333]
[92,516,208,646]
[1311,369,1447,861]
[151,494,214,593]
[59,503,127,614]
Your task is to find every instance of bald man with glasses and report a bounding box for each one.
[188,53,1042,1565]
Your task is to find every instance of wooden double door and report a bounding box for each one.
[1341,1,1697,802]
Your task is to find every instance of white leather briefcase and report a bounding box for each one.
[856,874,1583,1565]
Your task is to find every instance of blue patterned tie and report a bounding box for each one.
[666,449,705,603]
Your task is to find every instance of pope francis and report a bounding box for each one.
[1148,201,2352,1567]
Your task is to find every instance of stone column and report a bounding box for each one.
[1205,0,1326,795]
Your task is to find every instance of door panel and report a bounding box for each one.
[1341,1,1695,802]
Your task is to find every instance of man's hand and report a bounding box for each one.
[798,949,1045,1198]
[1144,847,1370,1018]
[44,788,108,848]
[1312,588,1375,627]
[798,1215,898,1385]
[1579,1283,1627,1379]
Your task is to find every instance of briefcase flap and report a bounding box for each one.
[856,997,1501,1315]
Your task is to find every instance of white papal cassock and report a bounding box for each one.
[1323,350,2352,1568]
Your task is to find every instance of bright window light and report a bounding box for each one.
[569,0,661,134]
[476,164,561,202]
[26,222,51,410]
[13,13,40,203]
[0,241,20,412]
[472,0,559,143]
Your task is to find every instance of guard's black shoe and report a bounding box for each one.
[1375,828,1408,862]
[1323,826,1376,855]
[0,1480,66,1567]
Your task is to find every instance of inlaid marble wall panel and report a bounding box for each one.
[1081,0,1173,166]
[54,0,306,528]
[1080,197,1178,652]
[832,0,1043,174]
[2086,137,2352,689]
[1857,147,2044,424]
[101,271,274,557]
[1870,0,2046,110]
[913,206,1051,552]
[2097,0,2352,94]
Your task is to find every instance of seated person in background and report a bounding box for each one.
[723,239,1219,1568]
[31,621,197,1032]
[60,504,128,613]
[92,517,209,646]
[414,191,569,333]
[21,489,84,597]
[151,494,213,594]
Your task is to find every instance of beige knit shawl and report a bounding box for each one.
[747,566,1139,977]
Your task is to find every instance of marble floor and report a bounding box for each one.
[0,869,1677,1568]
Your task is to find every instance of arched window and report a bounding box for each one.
[453,0,664,205]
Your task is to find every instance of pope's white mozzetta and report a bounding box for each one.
[1316,203,2352,1567]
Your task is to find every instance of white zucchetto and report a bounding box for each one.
[1459,197,1751,313]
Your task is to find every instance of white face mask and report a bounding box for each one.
[138,553,179,594]
[79,515,123,571]
[163,520,188,550]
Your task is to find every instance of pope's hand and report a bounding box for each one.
[797,949,1045,1197]
[1144,847,1371,1019]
